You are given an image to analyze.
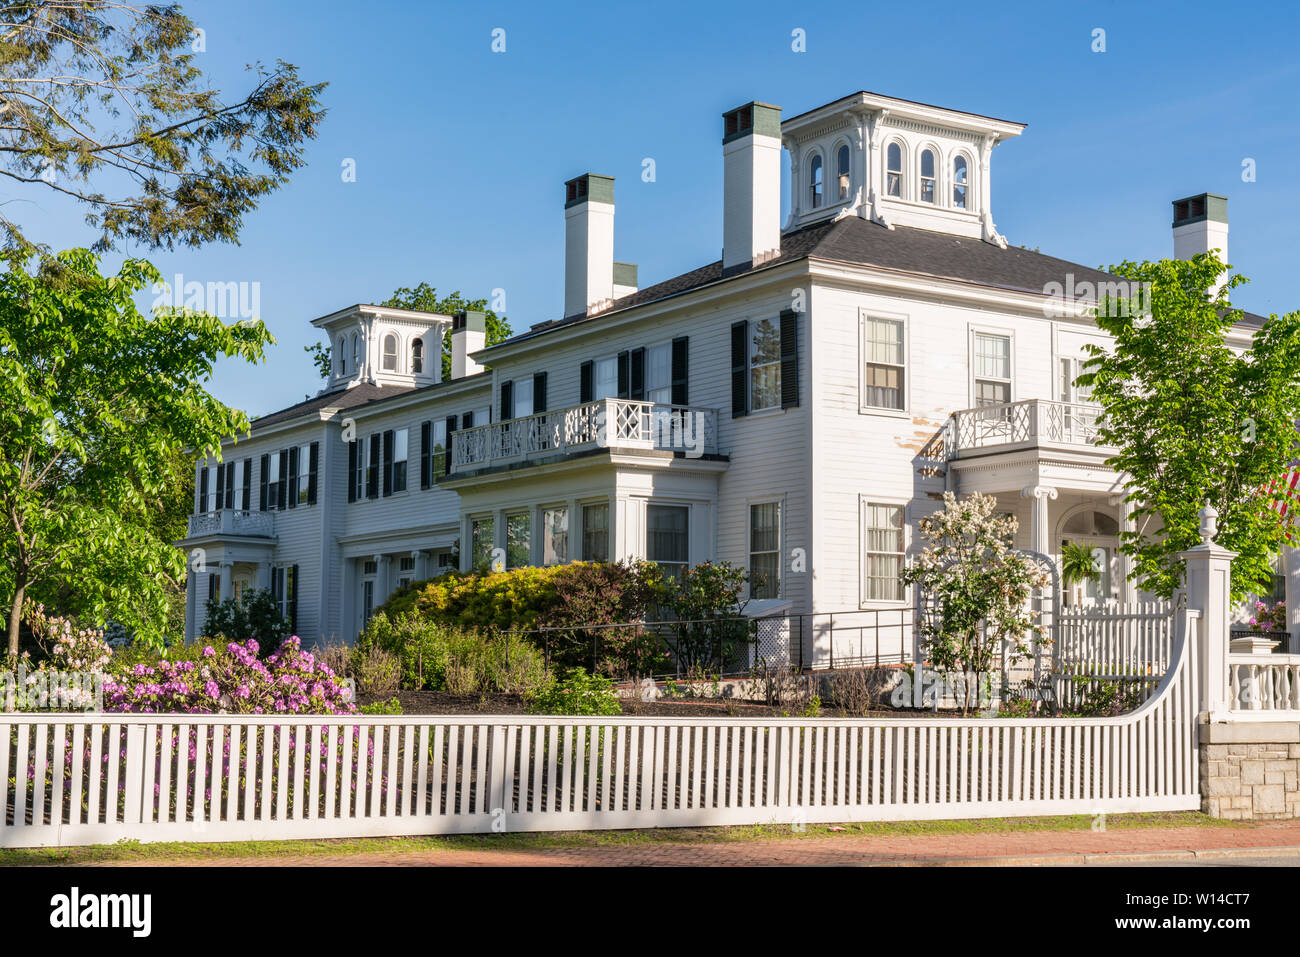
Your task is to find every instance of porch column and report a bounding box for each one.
[1113,493,1136,603]
[219,561,233,604]
[376,554,391,602]
[256,561,271,593]
[413,549,428,580]
[1020,485,1058,556]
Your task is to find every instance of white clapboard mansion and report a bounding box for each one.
[179,88,1282,657]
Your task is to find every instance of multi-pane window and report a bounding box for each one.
[392,428,408,492]
[837,145,851,200]
[352,333,361,372]
[863,317,905,410]
[582,503,609,561]
[863,502,905,602]
[646,343,672,405]
[271,565,297,632]
[886,143,902,197]
[647,505,689,580]
[266,454,281,506]
[749,502,781,599]
[471,517,495,571]
[594,357,618,400]
[749,318,782,412]
[543,507,568,565]
[506,513,530,569]
[953,155,968,208]
[337,336,347,376]
[513,378,534,418]
[361,580,374,626]
[973,333,1012,406]
[297,443,311,505]
[809,154,823,208]
[411,338,424,374]
[919,149,936,204]
[398,555,415,589]
[382,334,398,371]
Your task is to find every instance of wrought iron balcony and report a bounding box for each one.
[449,398,720,475]
[946,399,1113,459]
[186,509,275,539]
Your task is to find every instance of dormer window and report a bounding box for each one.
[953,155,969,209]
[337,335,347,375]
[411,337,424,374]
[382,333,398,371]
[809,154,823,208]
[920,149,936,204]
[837,145,851,200]
[886,143,902,197]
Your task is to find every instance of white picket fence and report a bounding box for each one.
[0,608,1201,848]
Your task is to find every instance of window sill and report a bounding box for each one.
[858,406,910,419]
[742,406,788,420]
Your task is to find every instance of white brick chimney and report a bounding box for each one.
[1172,192,1229,294]
[564,173,615,318]
[722,101,782,272]
[450,309,485,379]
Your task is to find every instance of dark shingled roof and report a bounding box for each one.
[250,382,413,430]
[515,216,1267,343]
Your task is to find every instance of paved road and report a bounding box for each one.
[101,821,1300,867]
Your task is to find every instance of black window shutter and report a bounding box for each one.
[731,320,749,418]
[214,462,225,510]
[242,458,251,511]
[382,429,394,496]
[199,466,209,513]
[780,310,800,409]
[288,565,299,634]
[533,372,547,413]
[579,361,594,403]
[259,454,269,510]
[671,336,689,406]
[500,380,513,420]
[630,347,646,400]
[347,441,358,502]
[617,350,630,399]
[287,445,299,509]
[277,449,289,510]
[308,442,319,505]
[444,415,457,476]
[367,433,380,499]
[420,421,432,489]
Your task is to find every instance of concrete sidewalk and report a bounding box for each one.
[104,820,1300,867]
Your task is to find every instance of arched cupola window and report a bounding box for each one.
[382,333,398,371]
[352,332,361,372]
[837,145,851,200]
[920,149,936,204]
[411,337,424,374]
[809,154,823,209]
[953,155,969,209]
[337,336,346,375]
[886,143,902,197]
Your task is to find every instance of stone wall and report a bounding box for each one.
[1200,721,1300,820]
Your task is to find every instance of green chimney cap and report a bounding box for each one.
[1172,193,1228,228]
[564,173,615,208]
[722,102,782,144]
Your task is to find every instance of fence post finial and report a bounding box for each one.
[1199,501,1218,545]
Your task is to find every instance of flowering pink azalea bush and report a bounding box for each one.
[103,636,355,714]
[1248,600,1287,633]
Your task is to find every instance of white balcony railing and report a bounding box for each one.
[1229,654,1300,711]
[186,509,275,539]
[450,398,719,474]
[948,399,1109,457]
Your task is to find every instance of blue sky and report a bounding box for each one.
[20,0,1300,418]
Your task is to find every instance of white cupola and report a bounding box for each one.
[311,304,452,391]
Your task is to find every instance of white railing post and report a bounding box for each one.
[1178,504,1236,720]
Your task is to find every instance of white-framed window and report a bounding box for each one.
[647,504,689,580]
[506,512,530,569]
[809,152,823,208]
[837,144,851,201]
[397,555,415,590]
[411,337,424,374]
[862,500,905,603]
[297,443,311,505]
[271,564,297,626]
[352,332,361,372]
[646,342,672,404]
[337,336,347,376]
[232,459,245,510]
[749,501,781,599]
[471,517,495,570]
[748,317,781,412]
[953,154,969,209]
[973,331,1012,406]
[862,315,906,411]
[392,428,408,492]
[513,377,534,418]
[919,148,936,204]
[886,142,903,198]
[582,502,609,561]
[361,577,375,627]
[382,333,398,371]
[594,357,618,400]
[204,463,219,512]
[543,506,568,565]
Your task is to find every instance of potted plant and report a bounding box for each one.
[1059,540,1102,607]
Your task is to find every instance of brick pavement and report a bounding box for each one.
[101,820,1300,867]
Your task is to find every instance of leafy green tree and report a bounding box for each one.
[1078,254,1300,600]
[381,283,512,380]
[0,1,326,253]
[0,249,273,654]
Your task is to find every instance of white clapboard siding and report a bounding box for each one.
[0,608,1200,848]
